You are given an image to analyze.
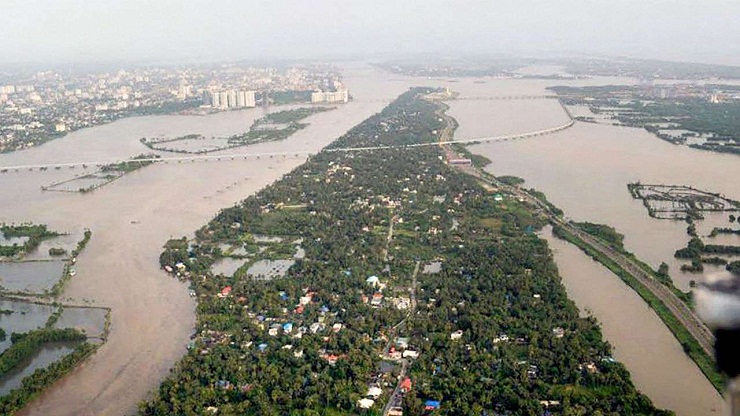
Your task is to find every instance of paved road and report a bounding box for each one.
[443,139,716,358]
[432,96,715,358]
[380,261,420,415]
[0,120,574,172]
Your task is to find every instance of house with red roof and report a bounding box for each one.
[400,377,412,393]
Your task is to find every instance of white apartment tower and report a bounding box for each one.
[206,90,256,109]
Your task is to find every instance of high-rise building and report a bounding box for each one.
[311,89,349,104]
[210,91,221,108]
[227,90,238,108]
[243,90,256,107]
[218,91,229,108]
[207,90,256,109]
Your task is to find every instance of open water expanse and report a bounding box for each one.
[0,64,734,415]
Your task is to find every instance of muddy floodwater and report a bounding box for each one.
[0,64,734,414]
[466,102,740,291]
[0,65,408,415]
[0,261,65,294]
[53,307,107,338]
[0,300,56,353]
[541,228,726,415]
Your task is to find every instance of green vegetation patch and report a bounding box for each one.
[144,89,665,415]
[553,225,725,393]
[0,224,59,258]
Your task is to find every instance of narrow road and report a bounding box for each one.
[564,223,715,356]
[382,360,408,416]
[382,214,396,263]
[380,261,420,415]
[452,149,715,357]
[430,94,715,359]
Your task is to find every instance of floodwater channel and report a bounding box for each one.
[541,227,725,415]
[0,64,407,415]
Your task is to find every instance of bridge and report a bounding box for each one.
[454,95,557,101]
[363,95,556,104]
[0,119,575,173]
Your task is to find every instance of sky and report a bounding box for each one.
[3,0,740,66]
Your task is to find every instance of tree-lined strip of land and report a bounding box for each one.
[141,88,666,415]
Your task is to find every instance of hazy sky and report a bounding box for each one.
[3,0,740,66]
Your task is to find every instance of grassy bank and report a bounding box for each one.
[552,225,726,393]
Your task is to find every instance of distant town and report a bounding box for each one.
[0,64,349,153]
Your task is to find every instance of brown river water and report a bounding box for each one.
[0,65,733,415]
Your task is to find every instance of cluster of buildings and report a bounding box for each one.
[311,89,349,104]
[589,83,740,104]
[202,90,256,109]
[0,63,348,153]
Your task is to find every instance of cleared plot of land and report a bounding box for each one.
[245,259,295,279]
[210,258,246,277]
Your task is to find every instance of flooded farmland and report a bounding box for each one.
[0,261,65,294]
[0,342,80,396]
[0,300,55,353]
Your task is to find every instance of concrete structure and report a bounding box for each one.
[218,91,228,109]
[358,398,375,409]
[311,89,349,104]
[205,90,256,109]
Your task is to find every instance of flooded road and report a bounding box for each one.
[1,65,406,415]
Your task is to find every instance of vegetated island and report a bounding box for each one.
[140,106,335,154]
[41,153,161,194]
[142,89,667,415]
[550,84,740,156]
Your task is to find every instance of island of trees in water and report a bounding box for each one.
[140,106,335,154]
[550,84,740,156]
[143,89,667,415]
